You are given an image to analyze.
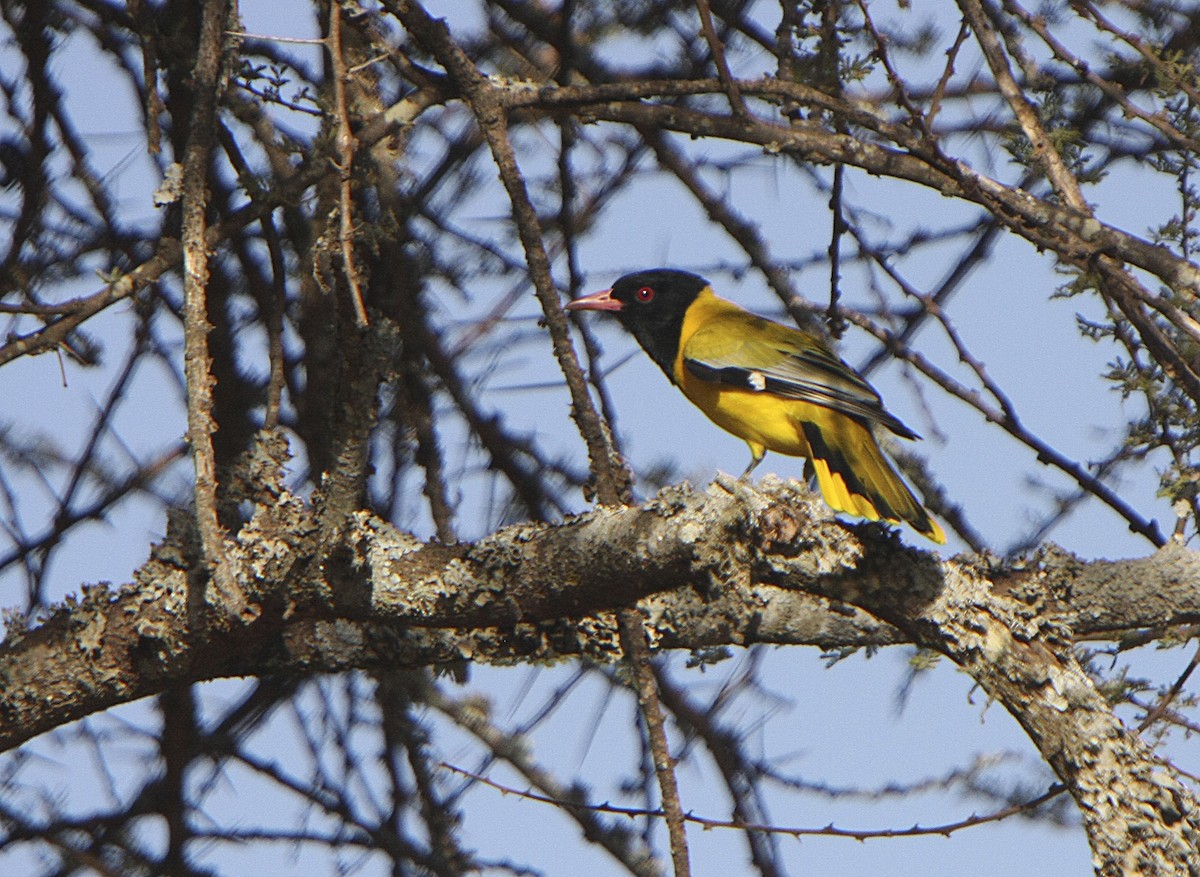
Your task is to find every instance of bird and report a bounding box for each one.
[566,268,946,543]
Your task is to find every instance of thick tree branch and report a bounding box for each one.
[11,4,1200,873]
[5,475,1200,869]
[3,477,1200,748]
[179,0,248,619]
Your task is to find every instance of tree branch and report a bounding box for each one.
[179,0,249,619]
[5,474,1200,868]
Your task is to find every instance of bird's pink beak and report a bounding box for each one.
[565,288,623,312]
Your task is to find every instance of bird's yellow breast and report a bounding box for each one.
[671,289,815,458]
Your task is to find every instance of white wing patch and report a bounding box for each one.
[747,370,767,391]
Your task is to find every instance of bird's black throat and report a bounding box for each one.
[609,269,708,384]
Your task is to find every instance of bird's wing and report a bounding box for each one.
[681,313,920,439]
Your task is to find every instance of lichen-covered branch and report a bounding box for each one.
[2,475,1200,870]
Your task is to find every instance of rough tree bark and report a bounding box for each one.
[1,454,1197,874]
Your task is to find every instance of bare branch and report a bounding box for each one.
[179,0,251,619]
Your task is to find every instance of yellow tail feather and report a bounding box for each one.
[800,417,945,544]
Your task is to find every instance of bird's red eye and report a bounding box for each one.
[635,286,655,302]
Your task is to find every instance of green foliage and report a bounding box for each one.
[1150,97,1200,260]
[1002,88,1105,187]
[1048,78,1200,525]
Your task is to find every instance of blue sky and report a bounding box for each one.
[0,1,1191,874]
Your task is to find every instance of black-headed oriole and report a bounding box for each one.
[566,269,945,544]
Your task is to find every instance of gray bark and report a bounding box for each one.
[2,475,1198,873]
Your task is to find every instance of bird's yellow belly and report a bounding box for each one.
[680,379,813,457]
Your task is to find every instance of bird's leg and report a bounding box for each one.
[740,447,765,480]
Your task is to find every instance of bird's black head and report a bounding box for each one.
[566,269,709,380]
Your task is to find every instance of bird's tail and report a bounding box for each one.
[799,419,946,544]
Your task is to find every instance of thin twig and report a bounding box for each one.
[928,19,971,132]
[957,0,1088,211]
[654,661,784,877]
[694,0,747,118]
[327,1,370,327]
[616,612,691,877]
[430,693,660,877]
[1075,0,1200,110]
[439,761,1067,841]
[825,162,846,338]
[215,119,287,429]
[1138,640,1200,733]
[816,0,846,339]
[1005,0,1200,154]
[226,30,327,45]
